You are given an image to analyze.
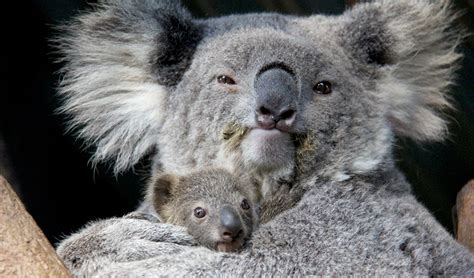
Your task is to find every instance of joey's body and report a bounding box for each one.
[146,169,257,252]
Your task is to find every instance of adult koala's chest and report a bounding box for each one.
[248,185,434,274]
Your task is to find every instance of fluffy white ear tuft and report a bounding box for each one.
[55,1,197,174]
[344,0,464,141]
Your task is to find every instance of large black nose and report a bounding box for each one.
[220,206,243,241]
[254,66,298,131]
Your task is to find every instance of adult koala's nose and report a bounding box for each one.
[254,66,298,132]
[220,206,243,241]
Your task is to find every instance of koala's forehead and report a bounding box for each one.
[194,15,341,73]
[177,170,248,203]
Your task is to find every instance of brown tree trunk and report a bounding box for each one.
[0,176,71,277]
[456,179,474,252]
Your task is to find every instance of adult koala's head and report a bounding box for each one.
[57,0,461,181]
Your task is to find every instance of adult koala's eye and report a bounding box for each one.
[217,75,236,85]
[193,207,206,218]
[240,199,250,210]
[313,81,332,95]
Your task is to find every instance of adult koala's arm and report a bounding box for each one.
[56,215,197,276]
[57,176,474,276]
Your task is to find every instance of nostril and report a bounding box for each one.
[279,109,295,121]
[222,229,243,240]
[236,229,243,238]
[258,106,272,115]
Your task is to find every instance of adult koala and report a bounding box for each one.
[56,0,474,275]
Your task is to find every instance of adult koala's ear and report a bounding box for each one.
[339,0,463,141]
[55,0,201,173]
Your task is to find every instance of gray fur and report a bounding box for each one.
[56,0,474,276]
[145,169,258,252]
[55,0,195,174]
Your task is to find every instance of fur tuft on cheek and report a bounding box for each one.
[221,122,250,151]
[294,133,317,175]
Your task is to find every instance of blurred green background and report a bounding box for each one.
[1,0,473,244]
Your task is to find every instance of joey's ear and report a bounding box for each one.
[55,0,201,174]
[148,173,180,214]
[239,175,261,205]
[340,0,463,141]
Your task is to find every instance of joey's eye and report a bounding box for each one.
[193,207,206,218]
[217,75,236,85]
[313,81,332,95]
[240,199,250,210]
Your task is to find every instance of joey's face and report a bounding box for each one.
[182,196,255,252]
[171,170,257,252]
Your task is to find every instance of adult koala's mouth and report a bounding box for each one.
[222,122,293,152]
[221,122,313,173]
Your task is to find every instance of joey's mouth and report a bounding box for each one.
[215,238,244,252]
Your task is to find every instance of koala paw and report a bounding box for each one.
[124,211,161,223]
[56,216,197,275]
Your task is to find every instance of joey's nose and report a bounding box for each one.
[254,66,298,131]
[220,206,243,240]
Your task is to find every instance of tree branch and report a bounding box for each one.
[0,176,71,277]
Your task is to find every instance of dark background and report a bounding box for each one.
[1,0,473,245]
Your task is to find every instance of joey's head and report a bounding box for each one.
[148,169,257,252]
[58,1,462,181]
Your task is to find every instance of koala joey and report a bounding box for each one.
[146,168,258,252]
